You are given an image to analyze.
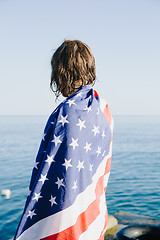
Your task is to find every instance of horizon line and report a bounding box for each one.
[0,114,160,117]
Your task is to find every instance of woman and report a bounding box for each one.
[14,40,113,240]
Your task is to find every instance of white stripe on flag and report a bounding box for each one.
[79,193,107,240]
[110,118,114,133]
[109,141,113,156]
[100,98,107,112]
[103,172,110,189]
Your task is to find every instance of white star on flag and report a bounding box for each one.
[72,181,78,191]
[51,135,62,147]
[89,164,94,171]
[84,142,92,153]
[89,97,92,105]
[39,174,49,184]
[58,114,69,127]
[69,138,79,150]
[84,105,92,113]
[34,161,39,169]
[77,161,85,172]
[27,209,37,219]
[49,195,57,206]
[32,192,43,202]
[102,131,105,138]
[42,133,46,141]
[67,99,76,107]
[62,158,72,171]
[89,95,92,100]
[28,190,31,196]
[96,146,101,156]
[102,150,106,157]
[92,125,100,136]
[76,119,86,131]
[45,155,55,167]
[55,177,65,189]
[76,92,82,97]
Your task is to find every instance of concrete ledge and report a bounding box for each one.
[105,215,118,240]
[105,211,160,240]
[114,211,160,226]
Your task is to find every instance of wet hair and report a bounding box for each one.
[50,40,96,98]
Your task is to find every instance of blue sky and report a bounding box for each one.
[0,0,159,115]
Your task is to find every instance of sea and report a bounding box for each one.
[0,115,160,240]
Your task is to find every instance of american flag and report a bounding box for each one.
[14,85,113,240]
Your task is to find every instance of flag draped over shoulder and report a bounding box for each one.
[14,85,113,240]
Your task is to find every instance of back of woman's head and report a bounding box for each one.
[50,40,96,98]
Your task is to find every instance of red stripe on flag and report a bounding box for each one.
[41,174,106,240]
[94,90,98,99]
[103,105,112,126]
[100,209,108,239]
[111,133,113,142]
[105,157,111,175]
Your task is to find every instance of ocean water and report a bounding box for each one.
[0,115,160,240]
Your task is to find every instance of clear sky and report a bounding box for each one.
[0,0,159,115]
